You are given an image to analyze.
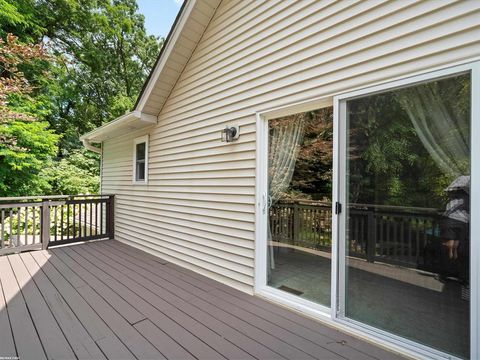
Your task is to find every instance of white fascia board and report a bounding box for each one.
[135,0,197,113]
[80,110,157,143]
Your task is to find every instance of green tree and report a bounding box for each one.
[41,150,100,195]
[0,0,45,42]
[0,33,59,196]
[0,121,59,196]
[34,0,162,152]
[0,0,162,197]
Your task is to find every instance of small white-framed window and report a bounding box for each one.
[133,135,148,184]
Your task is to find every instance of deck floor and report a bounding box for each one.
[0,240,405,360]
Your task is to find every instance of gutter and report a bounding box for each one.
[81,138,102,154]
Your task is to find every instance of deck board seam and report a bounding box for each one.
[63,245,238,360]
[18,252,107,360]
[44,249,164,360]
[97,242,344,358]
[89,241,334,360]
[56,245,208,358]
[58,247,206,360]
[109,241,402,360]
[10,254,77,359]
[30,250,136,359]
[0,269,18,357]
[66,244,283,360]
[5,255,48,360]
[56,246,220,360]
[109,241,379,356]
[72,244,277,360]
[90,242,324,359]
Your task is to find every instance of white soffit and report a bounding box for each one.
[136,0,220,116]
[80,111,157,143]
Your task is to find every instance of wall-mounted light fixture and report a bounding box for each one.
[221,125,240,143]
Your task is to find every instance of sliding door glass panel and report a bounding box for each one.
[345,74,470,358]
[267,107,333,307]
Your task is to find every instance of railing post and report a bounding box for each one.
[41,200,50,250]
[366,207,376,262]
[293,203,299,246]
[107,195,115,239]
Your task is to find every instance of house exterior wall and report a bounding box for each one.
[102,0,480,294]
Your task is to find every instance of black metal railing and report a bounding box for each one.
[0,194,114,256]
[270,200,443,270]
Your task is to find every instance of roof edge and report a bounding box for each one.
[134,0,192,112]
[80,110,157,143]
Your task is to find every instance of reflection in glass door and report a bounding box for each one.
[267,107,333,307]
[341,73,471,358]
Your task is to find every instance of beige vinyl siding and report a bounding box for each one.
[102,0,480,293]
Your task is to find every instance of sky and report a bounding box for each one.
[137,0,183,38]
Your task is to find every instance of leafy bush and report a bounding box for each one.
[41,150,100,195]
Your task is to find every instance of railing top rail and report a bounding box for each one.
[276,199,331,206]
[350,202,440,213]
[276,199,441,214]
[0,194,114,203]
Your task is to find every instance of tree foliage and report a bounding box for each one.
[40,150,100,195]
[0,0,162,197]
[281,75,470,209]
[0,33,59,196]
[36,0,162,151]
[290,108,333,200]
[0,34,49,126]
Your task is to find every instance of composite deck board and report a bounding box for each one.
[0,240,405,360]
[89,242,342,360]
[108,240,405,360]
[86,242,317,360]
[8,254,76,359]
[30,250,114,341]
[62,246,227,360]
[43,250,164,360]
[19,252,107,360]
[133,319,196,360]
[107,243,376,360]
[0,256,47,360]
[67,244,285,360]
[66,244,248,360]
[53,248,146,325]
[95,242,347,359]
[164,256,404,360]
[30,250,135,359]
[0,264,16,358]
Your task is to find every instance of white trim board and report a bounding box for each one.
[132,134,149,185]
[136,0,197,113]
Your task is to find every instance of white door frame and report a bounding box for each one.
[254,59,480,360]
[254,97,334,319]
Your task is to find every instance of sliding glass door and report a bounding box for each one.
[266,107,333,307]
[338,72,471,359]
[258,62,478,359]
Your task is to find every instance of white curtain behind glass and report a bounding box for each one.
[267,114,305,271]
[396,81,470,178]
[269,114,306,204]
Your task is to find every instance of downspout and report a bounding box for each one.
[82,138,102,154]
